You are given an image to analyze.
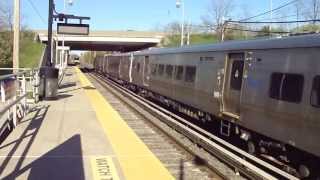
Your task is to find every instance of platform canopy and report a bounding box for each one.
[36,30,164,52]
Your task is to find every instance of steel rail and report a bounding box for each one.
[90,72,299,180]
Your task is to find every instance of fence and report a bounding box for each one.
[0,68,40,137]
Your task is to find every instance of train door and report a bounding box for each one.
[222,53,245,119]
[143,56,150,86]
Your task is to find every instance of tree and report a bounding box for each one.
[310,0,320,22]
[164,21,181,35]
[0,1,13,68]
[303,0,320,24]
[161,21,184,47]
[0,1,13,31]
[202,0,233,41]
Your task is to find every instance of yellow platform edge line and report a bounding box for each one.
[75,68,174,180]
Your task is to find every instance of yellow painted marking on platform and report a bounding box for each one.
[75,68,174,180]
[90,156,120,180]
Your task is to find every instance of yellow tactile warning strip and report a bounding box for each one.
[75,67,174,180]
[90,156,120,180]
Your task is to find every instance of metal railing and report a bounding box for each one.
[0,68,40,136]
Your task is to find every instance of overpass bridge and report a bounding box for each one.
[36,30,165,52]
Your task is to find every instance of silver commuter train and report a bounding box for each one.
[94,34,320,178]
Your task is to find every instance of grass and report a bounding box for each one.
[162,34,219,47]
[189,34,219,45]
[162,33,253,48]
[20,39,44,68]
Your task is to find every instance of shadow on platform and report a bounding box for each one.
[0,105,49,178]
[56,94,73,100]
[0,105,85,180]
[59,82,76,89]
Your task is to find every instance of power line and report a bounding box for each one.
[189,24,291,34]
[225,27,290,34]
[25,0,46,24]
[239,0,299,22]
[228,19,320,24]
[256,12,311,21]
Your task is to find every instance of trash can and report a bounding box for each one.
[39,67,59,99]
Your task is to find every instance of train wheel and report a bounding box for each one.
[247,141,256,155]
[299,164,310,179]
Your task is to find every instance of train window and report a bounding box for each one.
[269,73,304,103]
[185,66,196,82]
[165,65,173,78]
[136,63,140,73]
[311,76,320,107]
[175,66,184,80]
[151,64,157,76]
[270,73,283,99]
[158,64,164,76]
[230,60,244,90]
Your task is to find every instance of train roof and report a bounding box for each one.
[133,34,320,55]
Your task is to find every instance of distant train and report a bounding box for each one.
[93,34,320,179]
[68,54,80,66]
[79,56,94,71]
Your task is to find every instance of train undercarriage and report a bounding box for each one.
[99,71,320,179]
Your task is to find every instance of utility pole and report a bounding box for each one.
[13,0,20,72]
[47,0,54,66]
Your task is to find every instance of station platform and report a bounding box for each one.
[0,67,174,180]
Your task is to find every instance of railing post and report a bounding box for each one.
[0,81,5,103]
[12,75,17,127]
[22,73,27,116]
[35,70,40,103]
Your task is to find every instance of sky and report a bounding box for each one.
[13,0,301,31]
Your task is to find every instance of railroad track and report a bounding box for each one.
[86,73,222,180]
[87,72,299,180]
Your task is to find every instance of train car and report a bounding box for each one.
[106,55,121,78]
[92,56,103,73]
[95,34,320,178]
[68,54,80,65]
[79,56,95,72]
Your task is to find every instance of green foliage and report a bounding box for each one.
[189,34,219,45]
[20,32,44,68]
[292,24,320,33]
[162,34,218,47]
[255,26,286,37]
[0,31,13,68]
[0,31,44,68]
[162,33,250,47]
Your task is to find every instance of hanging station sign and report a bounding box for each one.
[57,23,90,35]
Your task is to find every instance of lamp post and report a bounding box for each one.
[269,0,273,34]
[62,0,73,69]
[176,0,184,46]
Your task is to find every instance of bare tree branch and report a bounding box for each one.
[202,0,233,30]
[0,1,13,31]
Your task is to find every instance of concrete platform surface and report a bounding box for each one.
[0,67,174,180]
[0,67,123,180]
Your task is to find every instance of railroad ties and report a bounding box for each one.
[87,74,222,180]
